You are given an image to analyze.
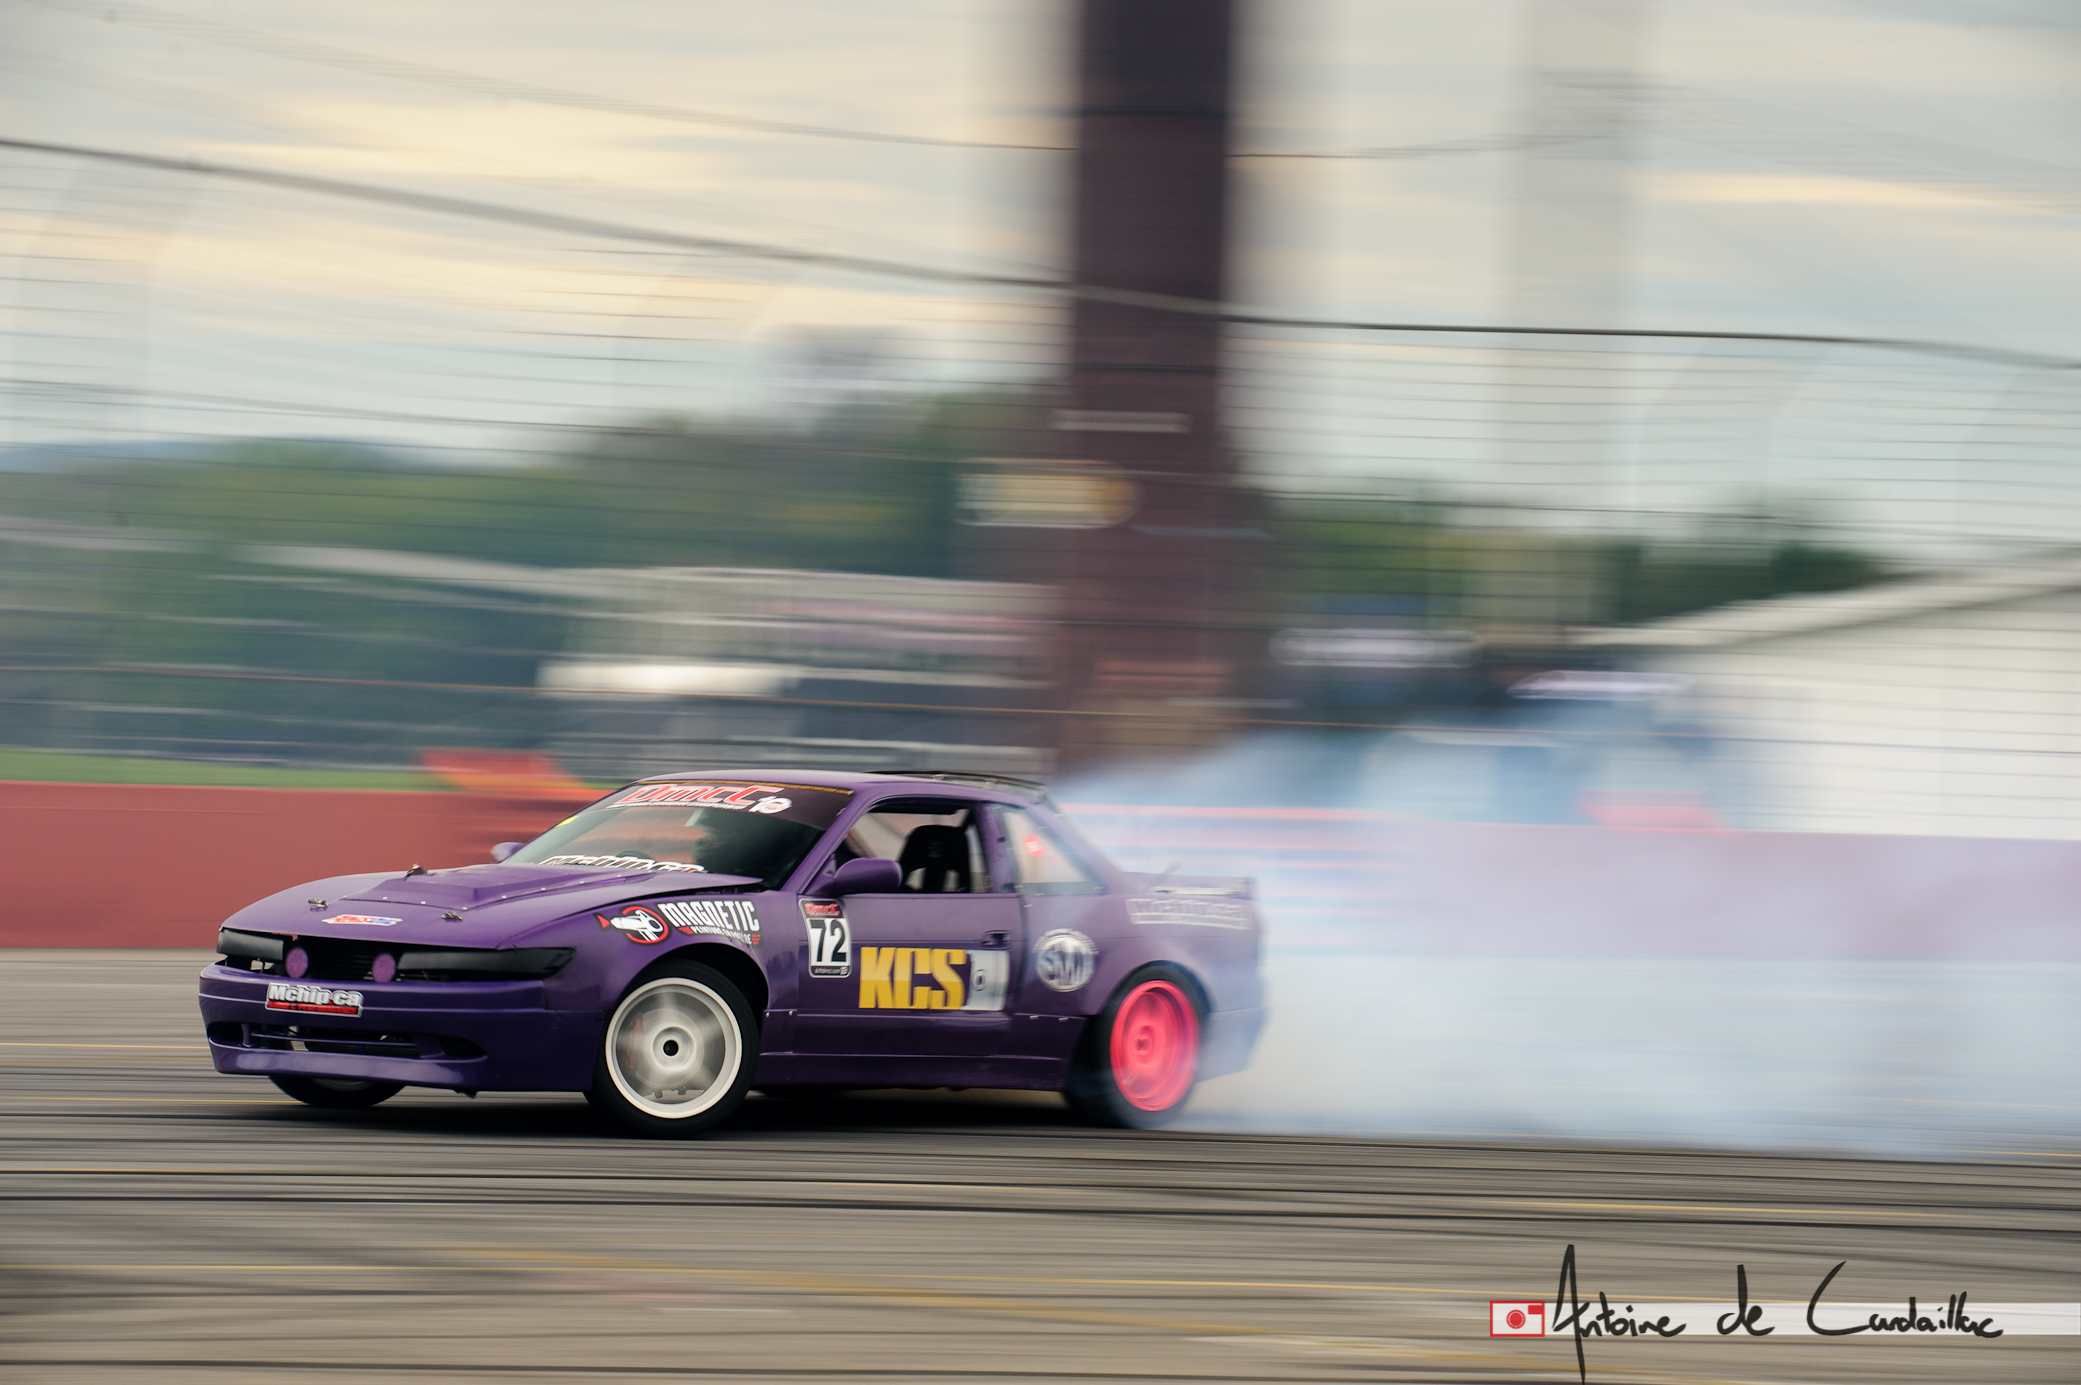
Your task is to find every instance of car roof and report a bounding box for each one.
[630,768,1050,802]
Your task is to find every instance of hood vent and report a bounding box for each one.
[342,861,758,911]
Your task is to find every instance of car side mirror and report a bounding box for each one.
[822,857,902,896]
[490,841,523,863]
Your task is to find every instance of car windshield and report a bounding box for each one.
[509,780,853,889]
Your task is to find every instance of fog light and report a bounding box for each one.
[285,946,309,979]
[372,952,397,983]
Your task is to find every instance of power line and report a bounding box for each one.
[7,135,2075,375]
[53,0,2078,202]
[21,0,1068,154]
[5,0,1563,165]
[0,135,1055,286]
[0,45,1062,275]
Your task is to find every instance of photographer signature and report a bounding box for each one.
[1550,1244,2003,1384]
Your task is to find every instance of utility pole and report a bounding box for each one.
[1054,0,1246,768]
[1504,0,1649,335]
[1485,0,1652,631]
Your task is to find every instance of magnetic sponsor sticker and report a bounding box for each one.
[322,914,401,927]
[855,947,1009,1012]
[596,905,671,944]
[802,899,850,978]
[265,982,364,1016]
[1126,897,1253,930]
[659,898,762,946]
[542,854,706,873]
[1033,928,1097,992]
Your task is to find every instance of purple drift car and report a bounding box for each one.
[197,770,1266,1135]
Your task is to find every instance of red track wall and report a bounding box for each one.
[0,782,580,947]
[6,783,2077,956]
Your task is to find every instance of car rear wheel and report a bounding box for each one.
[1063,964,1203,1129]
[270,1074,405,1109]
[588,962,755,1137]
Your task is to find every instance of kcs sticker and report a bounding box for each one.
[856,947,1008,1012]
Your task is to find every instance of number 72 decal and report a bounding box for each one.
[803,900,851,977]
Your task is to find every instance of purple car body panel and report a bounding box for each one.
[198,770,1267,1095]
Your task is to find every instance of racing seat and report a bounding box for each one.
[897,824,972,893]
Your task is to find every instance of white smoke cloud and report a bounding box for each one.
[1063,734,2081,1155]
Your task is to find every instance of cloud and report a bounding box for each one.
[12,0,2081,460]
[193,101,745,187]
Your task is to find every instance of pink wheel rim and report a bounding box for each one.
[1110,980,1200,1112]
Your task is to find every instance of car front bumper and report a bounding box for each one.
[197,964,600,1092]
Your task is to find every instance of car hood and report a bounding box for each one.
[221,861,761,949]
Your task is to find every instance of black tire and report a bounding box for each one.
[589,960,757,1138]
[1063,963,1205,1129]
[270,1074,405,1109]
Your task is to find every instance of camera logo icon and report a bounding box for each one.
[1490,1300,1547,1336]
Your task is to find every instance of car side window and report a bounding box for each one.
[830,798,994,893]
[994,806,1104,896]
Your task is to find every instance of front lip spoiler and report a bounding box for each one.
[206,1041,488,1090]
[197,964,601,1092]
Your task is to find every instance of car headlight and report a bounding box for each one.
[393,947,575,981]
[215,929,572,981]
[218,928,284,964]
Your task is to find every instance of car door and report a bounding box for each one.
[988,802,1113,1028]
[793,797,1022,1058]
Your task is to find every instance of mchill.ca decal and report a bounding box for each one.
[542,854,706,873]
[1126,897,1252,930]
[265,983,363,1017]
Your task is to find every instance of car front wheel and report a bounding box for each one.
[588,962,755,1137]
[1063,964,1203,1129]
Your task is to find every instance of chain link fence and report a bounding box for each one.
[9,140,2081,835]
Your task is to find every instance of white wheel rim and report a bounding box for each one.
[607,977,742,1119]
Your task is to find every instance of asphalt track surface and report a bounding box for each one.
[3,951,2077,1385]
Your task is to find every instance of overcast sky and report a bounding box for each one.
[5,0,2081,548]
